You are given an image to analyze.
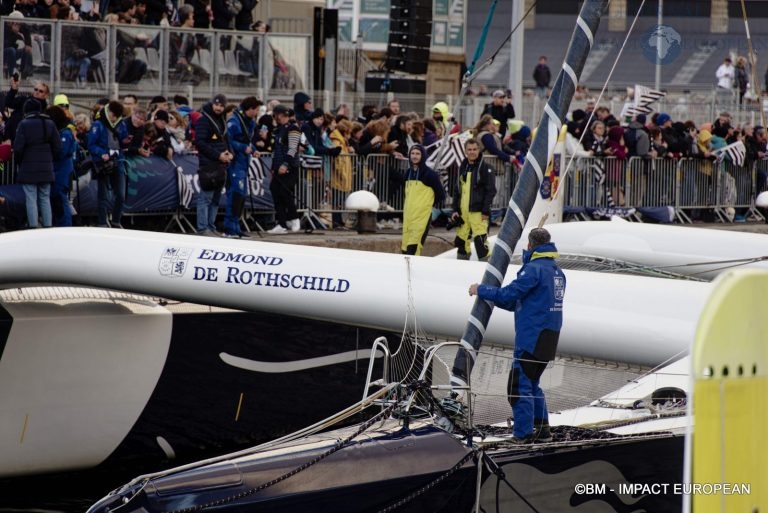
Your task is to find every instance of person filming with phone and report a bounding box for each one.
[3,73,49,145]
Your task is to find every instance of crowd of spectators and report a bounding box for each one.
[4,71,765,232]
[563,100,768,220]
[0,80,530,232]
[2,0,284,87]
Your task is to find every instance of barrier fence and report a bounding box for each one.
[563,156,766,223]
[0,152,766,231]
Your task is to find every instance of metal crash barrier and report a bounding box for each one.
[1,150,766,230]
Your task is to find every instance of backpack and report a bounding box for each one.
[73,141,94,177]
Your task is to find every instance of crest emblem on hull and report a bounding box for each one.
[159,247,193,277]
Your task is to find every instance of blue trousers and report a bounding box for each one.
[52,181,72,227]
[508,349,549,438]
[196,188,221,233]
[97,169,125,226]
[223,168,247,235]
[22,183,52,228]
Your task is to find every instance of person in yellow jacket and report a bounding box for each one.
[450,138,497,260]
[401,144,445,255]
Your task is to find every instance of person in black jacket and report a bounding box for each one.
[2,76,49,144]
[117,107,149,158]
[292,91,313,124]
[532,55,551,99]
[300,108,340,159]
[3,11,33,80]
[195,94,232,235]
[481,89,516,138]
[13,98,61,228]
[450,138,497,260]
[268,104,301,234]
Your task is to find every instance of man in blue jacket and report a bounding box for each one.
[87,100,126,228]
[223,95,260,237]
[469,228,566,443]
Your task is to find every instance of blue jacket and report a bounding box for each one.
[226,109,256,175]
[477,242,565,354]
[87,106,124,163]
[54,125,77,190]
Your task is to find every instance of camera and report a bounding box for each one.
[445,216,464,231]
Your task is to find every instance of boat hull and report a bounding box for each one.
[485,434,684,512]
[0,228,712,366]
[88,421,478,513]
[0,289,399,479]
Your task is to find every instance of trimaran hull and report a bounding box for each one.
[0,288,399,479]
[0,226,707,487]
[0,228,709,366]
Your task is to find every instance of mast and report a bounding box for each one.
[451,0,610,387]
[739,0,764,127]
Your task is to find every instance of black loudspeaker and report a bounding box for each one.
[389,18,432,35]
[391,0,432,7]
[384,57,430,75]
[385,0,432,75]
[388,31,432,48]
[390,6,432,19]
[323,8,337,39]
[365,74,427,95]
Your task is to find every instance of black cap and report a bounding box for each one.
[211,94,227,106]
[154,109,170,122]
[310,107,325,119]
[272,104,290,116]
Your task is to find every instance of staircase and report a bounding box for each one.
[670,44,717,85]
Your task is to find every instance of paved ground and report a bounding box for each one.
[239,219,768,256]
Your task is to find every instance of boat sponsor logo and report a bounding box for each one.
[159,247,193,278]
[190,249,350,293]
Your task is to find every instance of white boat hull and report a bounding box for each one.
[0,228,710,367]
[438,218,768,280]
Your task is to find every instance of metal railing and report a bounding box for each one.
[563,156,765,223]
[0,17,311,102]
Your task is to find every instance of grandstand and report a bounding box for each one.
[468,2,768,94]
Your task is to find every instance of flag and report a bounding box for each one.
[591,158,615,207]
[624,84,667,118]
[623,102,654,118]
[300,154,324,169]
[248,156,268,196]
[715,141,746,167]
[426,130,472,170]
[176,165,193,208]
[634,84,666,109]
